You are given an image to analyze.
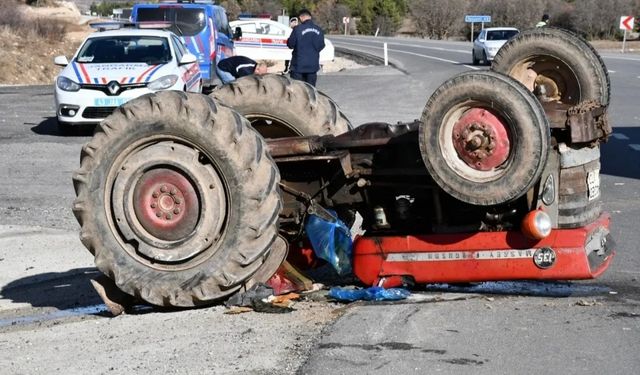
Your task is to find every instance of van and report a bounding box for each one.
[131,0,237,87]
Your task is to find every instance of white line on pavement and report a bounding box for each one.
[334,40,480,70]
[611,133,630,140]
[629,144,640,151]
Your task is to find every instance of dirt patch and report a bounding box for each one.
[0,2,91,85]
[590,40,640,54]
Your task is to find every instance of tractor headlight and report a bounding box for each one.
[521,210,552,240]
[57,76,81,92]
[148,75,178,91]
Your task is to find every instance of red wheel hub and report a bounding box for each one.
[133,168,200,241]
[452,108,511,171]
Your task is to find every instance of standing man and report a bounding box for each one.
[283,17,298,74]
[287,9,325,87]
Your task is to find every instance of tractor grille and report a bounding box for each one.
[82,106,117,119]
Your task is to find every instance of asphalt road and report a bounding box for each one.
[0,35,638,374]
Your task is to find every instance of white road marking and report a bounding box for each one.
[334,40,480,70]
[611,133,630,140]
[607,70,615,73]
[629,144,640,151]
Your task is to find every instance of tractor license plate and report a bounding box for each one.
[587,169,600,201]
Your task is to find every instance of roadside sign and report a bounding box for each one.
[465,15,491,42]
[465,15,491,23]
[620,16,634,30]
[620,16,635,53]
[342,17,350,24]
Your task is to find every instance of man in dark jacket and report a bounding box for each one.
[286,9,325,86]
[218,55,267,79]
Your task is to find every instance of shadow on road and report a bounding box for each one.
[601,126,640,180]
[1,267,104,310]
[29,116,95,137]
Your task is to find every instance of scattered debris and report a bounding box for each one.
[575,299,602,306]
[328,286,411,302]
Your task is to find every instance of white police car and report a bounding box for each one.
[230,19,334,63]
[54,26,201,131]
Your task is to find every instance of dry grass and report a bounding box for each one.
[0,2,89,85]
[0,2,67,40]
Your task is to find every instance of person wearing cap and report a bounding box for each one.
[283,17,299,74]
[217,55,267,79]
[286,9,325,86]
[536,14,549,27]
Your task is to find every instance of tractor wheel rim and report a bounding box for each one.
[440,104,513,182]
[452,108,510,171]
[133,168,199,241]
[110,141,227,264]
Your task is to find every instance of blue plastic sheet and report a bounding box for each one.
[306,210,353,276]
[328,286,411,302]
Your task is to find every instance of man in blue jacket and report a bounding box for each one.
[287,9,325,87]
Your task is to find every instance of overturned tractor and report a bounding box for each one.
[73,28,613,307]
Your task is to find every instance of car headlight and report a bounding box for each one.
[56,76,80,92]
[148,75,179,91]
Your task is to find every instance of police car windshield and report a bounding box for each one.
[137,8,206,37]
[76,36,171,65]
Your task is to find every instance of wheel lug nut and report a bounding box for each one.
[174,198,182,204]
[174,208,181,214]
[170,188,177,195]
[152,191,159,198]
[155,212,162,218]
[150,202,157,208]
[166,213,173,220]
[160,185,168,193]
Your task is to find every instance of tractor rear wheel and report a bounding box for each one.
[492,27,610,107]
[210,74,352,138]
[419,71,549,206]
[72,91,281,307]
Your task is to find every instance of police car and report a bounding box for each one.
[54,26,201,131]
[230,19,334,63]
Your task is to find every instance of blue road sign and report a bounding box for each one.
[465,15,491,23]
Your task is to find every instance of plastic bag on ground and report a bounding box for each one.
[305,208,353,276]
[328,286,411,302]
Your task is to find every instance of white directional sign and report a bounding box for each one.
[343,17,350,24]
[620,16,635,30]
[465,15,491,23]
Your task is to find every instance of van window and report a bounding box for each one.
[137,8,206,37]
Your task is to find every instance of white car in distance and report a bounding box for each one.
[472,27,519,65]
[230,19,335,63]
[54,27,201,133]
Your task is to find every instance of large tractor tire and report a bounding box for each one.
[419,71,549,206]
[492,27,610,107]
[72,91,282,307]
[210,74,352,138]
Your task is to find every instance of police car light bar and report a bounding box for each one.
[89,21,134,31]
[137,21,173,29]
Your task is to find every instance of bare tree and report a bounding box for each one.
[409,0,466,39]
[315,0,351,33]
[220,0,242,21]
